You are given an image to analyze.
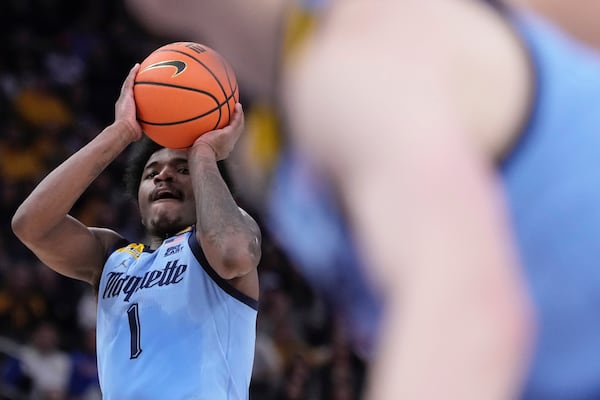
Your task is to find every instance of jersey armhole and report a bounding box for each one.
[499,10,543,168]
[94,237,131,295]
[187,230,259,311]
[105,238,131,261]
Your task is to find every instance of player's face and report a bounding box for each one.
[137,148,196,237]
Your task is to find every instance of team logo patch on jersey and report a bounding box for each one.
[117,243,145,259]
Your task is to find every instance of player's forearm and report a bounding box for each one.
[369,284,533,400]
[354,149,535,400]
[188,148,260,278]
[12,122,135,241]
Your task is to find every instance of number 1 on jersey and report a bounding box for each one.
[127,303,142,359]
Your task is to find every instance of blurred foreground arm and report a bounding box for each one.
[285,1,535,398]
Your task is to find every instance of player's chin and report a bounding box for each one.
[149,212,188,236]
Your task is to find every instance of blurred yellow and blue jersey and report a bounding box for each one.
[501,10,600,399]
[96,227,257,400]
[268,1,600,399]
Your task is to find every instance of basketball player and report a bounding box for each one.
[11,64,262,399]
[126,0,600,399]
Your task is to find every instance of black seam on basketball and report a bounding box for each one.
[155,48,231,128]
[134,81,221,101]
[134,80,220,124]
[215,53,234,121]
[137,89,238,126]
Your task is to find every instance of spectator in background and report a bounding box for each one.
[317,319,366,400]
[276,354,313,400]
[0,263,49,342]
[34,262,84,346]
[67,328,100,400]
[14,78,72,130]
[250,329,283,400]
[76,288,97,333]
[2,321,71,400]
[0,118,49,184]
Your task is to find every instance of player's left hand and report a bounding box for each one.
[190,103,244,161]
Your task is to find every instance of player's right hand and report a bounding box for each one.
[114,63,143,142]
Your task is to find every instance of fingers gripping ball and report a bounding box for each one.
[134,42,239,149]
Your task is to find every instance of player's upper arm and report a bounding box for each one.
[12,214,123,286]
[286,0,532,175]
[284,0,530,284]
[198,207,262,281]
[196,207,261,301]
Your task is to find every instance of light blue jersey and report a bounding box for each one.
[96,227,258,400]
[502,12,600,399]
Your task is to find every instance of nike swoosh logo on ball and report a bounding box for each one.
[141,60,187,77]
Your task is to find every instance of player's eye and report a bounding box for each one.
[177,167,189,175]
[145,171,158,179]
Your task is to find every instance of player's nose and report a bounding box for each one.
[153,166,175,182]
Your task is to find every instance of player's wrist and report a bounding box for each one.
[110,120,142,144]
[189,140,219,161]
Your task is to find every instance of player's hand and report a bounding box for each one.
[190,103,244,161]
[114,63,143,142]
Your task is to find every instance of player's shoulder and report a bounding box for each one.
[294,0,531,160]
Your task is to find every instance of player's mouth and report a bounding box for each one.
[151,187,183,202]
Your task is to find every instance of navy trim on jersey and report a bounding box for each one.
[188,230,259,310]
[499,13,542,170]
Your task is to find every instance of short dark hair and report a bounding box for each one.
[124,136,164,201]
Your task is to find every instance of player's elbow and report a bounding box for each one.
[11,206,37,244]
[207,235,262,280]
[218,248,261,280]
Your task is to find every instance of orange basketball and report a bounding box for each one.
[134,42,239,149]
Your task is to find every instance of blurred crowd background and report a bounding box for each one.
[0,1,367,399]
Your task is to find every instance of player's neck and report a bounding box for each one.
[148,226,191,249]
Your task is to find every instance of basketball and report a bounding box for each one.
[133,42,239,149]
